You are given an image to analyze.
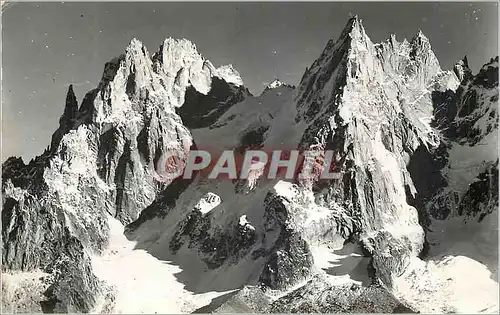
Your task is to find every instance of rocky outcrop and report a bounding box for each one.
[268,275,414,313]
[255,191,314,290]
[202,275,414,313]
[262,79,295,93]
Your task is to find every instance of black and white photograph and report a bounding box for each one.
[1,1,499,314]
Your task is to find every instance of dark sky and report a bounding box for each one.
[2,2,498,161]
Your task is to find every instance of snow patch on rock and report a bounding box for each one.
[266,79,288,90]
[215,64,244,87]
[238,215,255,230]
[394,255,499,314]
[194,192,221,215]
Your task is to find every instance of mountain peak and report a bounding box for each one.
[415,29,427,39]
[460,55,470,68]
[472,55,499,88]
[159,37,200,62]
[62,84,78,122]
[266,79,287,89]
[340,14,367,42]
[388,33,397,46]
[50,84,78,150]
[127,38,145,51]
[152,37,205,79]
[296,15,445,123]
[262,79,294,94]
[306,14,371,68]
[407,28,441,76]
[124,38,151,64]
[67,83,75,96]
[453,55,473,82]
[410,29,431,48]
[215,64,244,87]
[483,55,498,68]
[346,14,361,29]
[295,15,376,121]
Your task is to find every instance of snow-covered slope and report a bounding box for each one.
[2,16,498,314]
[91,216,227,314]
[191,83,297,149]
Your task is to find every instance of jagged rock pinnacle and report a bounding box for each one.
[127,38,146,53]
[453,55,473,82]
[415,29,427,39]
[54,84,77,128]
[410,29,431,49]
[461,55,470,68]
[154,37,200,71]
[50,84,79,151]
[388,33,398,46]
[338,14,366,42]
[347,14,361,27]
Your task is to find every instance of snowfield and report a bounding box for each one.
[310,243,372,286]
[91,216,230,314]
[394,254,499,314]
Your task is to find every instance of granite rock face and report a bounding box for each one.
[2,16,498,313]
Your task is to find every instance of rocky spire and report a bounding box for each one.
[61,84,78,125]
[315,15,369,61]
[461,55,470,68]
[50,84,78,151]
[409,29,441,72]
[151,37,247,107]
[453,55,473,82]
[338,15,366,40]
[295,15,374,121]
[410,29,434,57]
